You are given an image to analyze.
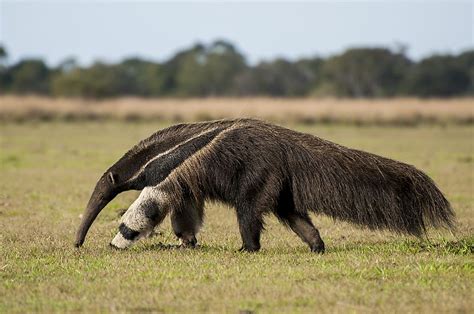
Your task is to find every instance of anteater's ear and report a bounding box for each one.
[107,172,117,185]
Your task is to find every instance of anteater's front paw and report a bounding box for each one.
[110,232,133,249]
[238,244,261,253]
[311,241,325,254]
[109,242,126,250]
[178,236,197,248]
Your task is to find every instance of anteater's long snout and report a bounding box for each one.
[75,185,116,248]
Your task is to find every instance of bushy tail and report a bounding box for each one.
[388,168,455,235]
[292,147,456,236]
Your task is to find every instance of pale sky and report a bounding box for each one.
[1,1,473,66]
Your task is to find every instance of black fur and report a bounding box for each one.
[119,223,140,241]
[143,126,227,185]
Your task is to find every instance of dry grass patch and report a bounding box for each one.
[0,96,473,125]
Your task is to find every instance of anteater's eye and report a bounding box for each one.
[107,172,117,185]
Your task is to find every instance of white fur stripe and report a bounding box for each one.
[125,126,222,184]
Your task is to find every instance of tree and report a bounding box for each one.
[7,59,51,94]
[232,57,323,96]
[52,62,121,98]
[57,57,78,74]
[453,51,474,95]
[403,55,470,97]
[114,58,167,96]
[322,48,411,97]
[0,45,8,93]
[0,45,7,65]
[173,40,246,96]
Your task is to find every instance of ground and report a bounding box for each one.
[0,121,472,313]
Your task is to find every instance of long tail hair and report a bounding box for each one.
[289,140,455,236]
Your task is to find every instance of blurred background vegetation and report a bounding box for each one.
[1,40,473,99]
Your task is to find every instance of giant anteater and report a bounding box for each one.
[75,118,454,252]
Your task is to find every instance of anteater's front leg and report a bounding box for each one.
[110,187,169,249]
[171,197,204,248]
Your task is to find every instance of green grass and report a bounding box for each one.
[0,121,473,313]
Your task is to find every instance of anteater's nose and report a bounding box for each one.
[109,242,120,250]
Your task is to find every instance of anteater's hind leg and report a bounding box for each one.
[236,205,265,252]
[171,197,204,248]
[283,212,325,253]
[275,183,325,253]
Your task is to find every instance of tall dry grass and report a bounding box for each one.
[0,95,473,125]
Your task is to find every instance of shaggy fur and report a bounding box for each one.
[76,118,455,252]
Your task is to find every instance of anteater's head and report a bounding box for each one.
[74,156,146,248]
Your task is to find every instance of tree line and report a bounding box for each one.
[0,40,473,98]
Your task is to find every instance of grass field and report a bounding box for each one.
[0,120,473,312]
